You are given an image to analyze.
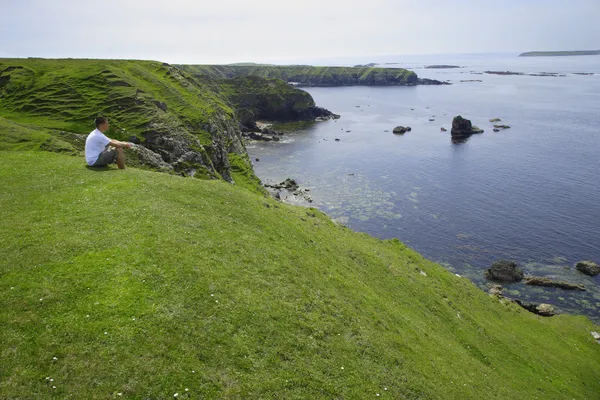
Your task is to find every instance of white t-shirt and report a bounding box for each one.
[85,128,111,165]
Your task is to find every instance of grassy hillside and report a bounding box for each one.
[1,147,599,398]
[0,59,232,143]
[179,65,418,86]
[0,58,253,181]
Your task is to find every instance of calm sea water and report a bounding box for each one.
[247,53,600,321]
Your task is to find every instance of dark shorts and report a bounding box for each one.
[92,147,117,167]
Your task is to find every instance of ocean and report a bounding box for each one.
[246,53,600,321]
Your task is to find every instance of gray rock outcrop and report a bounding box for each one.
[485,260,524,283]
[575,261,600,276]
[451,116,484,137]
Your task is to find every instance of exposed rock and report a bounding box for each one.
[489,118,502,123]
[243,132,272,141]
[335,138,340,142]
[451,115,484,137]
[429,119,435,122]
[575,261,600,276]
[493,124,511,129]
[485,71,525,76]
[265,178,299,191]
[485,260,524,283]
[487,284,503,296]
[128,144,173,172]
[514,300,555,317]
[417,78,451,85]
[255,158,259,162]
[441,127,447,132]
[536,304,556,316]
[525,277,586,291]
[493,128,500,132]
[153,100,168,112]
[392,126,411,134]
[460,80,482,82]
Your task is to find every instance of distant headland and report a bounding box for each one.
[519,50,600,57]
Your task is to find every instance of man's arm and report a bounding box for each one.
[108,139,131,149]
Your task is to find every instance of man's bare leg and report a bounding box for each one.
[116,147,125,169]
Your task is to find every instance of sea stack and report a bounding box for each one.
[451,115,484,138]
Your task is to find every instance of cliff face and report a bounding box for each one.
[179,65,420,86]
[219,76,336,127]
[0,59,336,183]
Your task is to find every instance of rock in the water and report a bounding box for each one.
[335,138,340,142]
[493,124,511,129]
[429,118,435,121]
[525,277,586,291]
[575,261,600,276]
[493,128,500,132]
[514,300,555,317]
[489,118,502,123]
[393,126,411,134]
[536,304,556,317]
[485,260,524,283]
[441,127,447,132]
[451,115,484,136]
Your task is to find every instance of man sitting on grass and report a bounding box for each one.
[85,116,131,169]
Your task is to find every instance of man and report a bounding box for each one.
[85,116,131,169]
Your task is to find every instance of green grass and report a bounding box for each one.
[179,65,418,86]
[1,150,599,399]
[0,58,237,145]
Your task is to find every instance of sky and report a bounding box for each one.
[1,0,599,64]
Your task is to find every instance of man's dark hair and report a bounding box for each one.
[95,116,108,128]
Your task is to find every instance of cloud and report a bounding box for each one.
[1,0,599,63]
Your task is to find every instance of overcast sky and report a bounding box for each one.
[1,0,598,64]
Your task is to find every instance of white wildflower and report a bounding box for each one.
[104,332,108,335]
[52,357,57,361]
[174,393,178,397]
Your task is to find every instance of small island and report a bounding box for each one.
[425,65,461,69]
[519,50,600,57]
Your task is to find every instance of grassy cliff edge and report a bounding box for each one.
[0,58,599,399]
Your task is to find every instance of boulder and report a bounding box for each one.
[514,300,555,317]
[493,124,511,129]
[536,304,556,317]
[524,277,586,291]
[485,260,524,283]
[451,115,484,136]
[575,261,600,276]
[493,128,500,132]
[393,126,411,134]
[489,118,502,123]
[487,284,503,296]
[441,127,447,132]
